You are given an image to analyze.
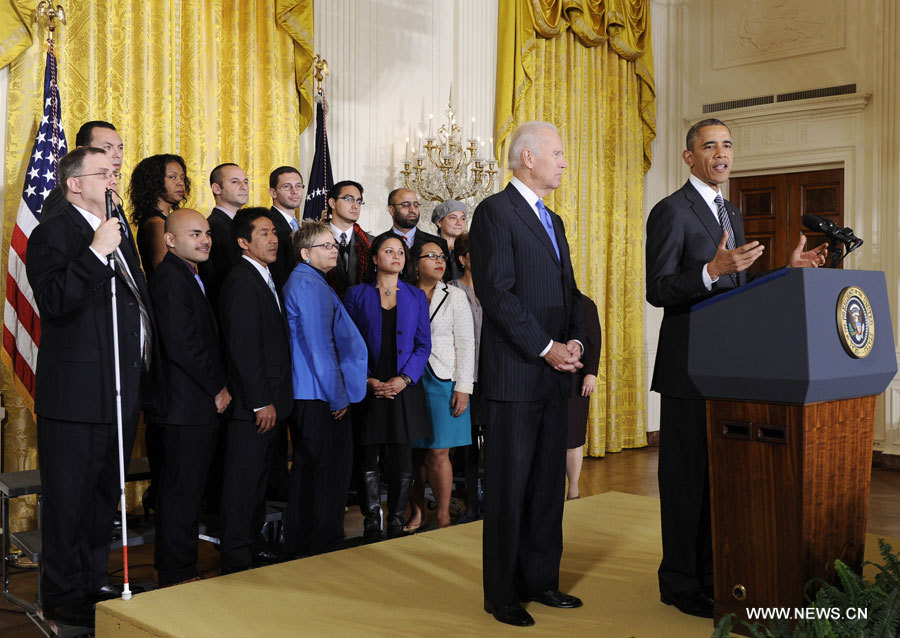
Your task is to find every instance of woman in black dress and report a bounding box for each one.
[129,154,190,516]
[129,154,190,276]
[344,235,432,540]
[566,293,602,499]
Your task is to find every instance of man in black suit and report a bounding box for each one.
[218,208,293,574]
[325,180,373,298]
[149,208,231,586]
[27,147,152,628]
[264,167,303,506]
[42,121,124,217]
[198,163,247,310]
[469,121,585,627]
[646,118,827,618]
[376,188,450,280]
[267,166,304,289]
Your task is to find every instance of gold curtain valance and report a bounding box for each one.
[497,0,655,171]
[527,0,649,56]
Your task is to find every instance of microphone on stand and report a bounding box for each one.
[801,214,864,267]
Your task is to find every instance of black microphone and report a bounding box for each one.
[801,214,856,245]
[106,188,129,237]
[105,187,115,220]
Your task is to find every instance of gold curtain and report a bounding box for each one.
[495,0,654,456]
[1,0,314,531]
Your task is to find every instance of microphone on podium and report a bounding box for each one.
[801,214,863,267]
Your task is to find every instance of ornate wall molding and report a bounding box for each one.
[712,0,846,69]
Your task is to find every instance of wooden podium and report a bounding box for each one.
[687,268,897,628]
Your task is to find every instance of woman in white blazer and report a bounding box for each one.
[407,240,475,530]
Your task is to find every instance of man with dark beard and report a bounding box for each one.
[376,188,449,281]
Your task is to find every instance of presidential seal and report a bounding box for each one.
[837,286,874,358]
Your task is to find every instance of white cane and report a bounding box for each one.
[106,188,132,601]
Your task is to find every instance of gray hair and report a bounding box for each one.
[507,121,559,170]
[432,199,468,225]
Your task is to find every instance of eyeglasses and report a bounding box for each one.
[74,170,121,180]
[339,195,365,206]
[310,242,339,251]
[392,200,419,210]
[279,183,305,192]
[418,252,447,262]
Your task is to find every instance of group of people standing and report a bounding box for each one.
[27,118,604,630]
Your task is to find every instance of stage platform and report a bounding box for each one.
[96,491,718,636]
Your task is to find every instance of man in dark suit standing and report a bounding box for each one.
[218,208,293,574]
[149,208,231,586]
[646,118,826,618]
[264,167,303,505]
[267,166,304,290]
[198,163,247,311]
[376,188,450,281]
[469,121,585,627]
[41,121,124,218]
[27,147,152,628]
[325,180,373,298]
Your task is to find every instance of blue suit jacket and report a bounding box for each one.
[343,281,431,383]
[284,263,368,410]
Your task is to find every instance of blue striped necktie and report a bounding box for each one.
[714,194,736,250]
[536,199,560,260]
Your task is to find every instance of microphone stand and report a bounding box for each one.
[106,188,133,601]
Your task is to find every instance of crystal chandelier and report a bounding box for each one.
[400,97,498,209]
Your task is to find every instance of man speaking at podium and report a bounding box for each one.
[645,118,826,618]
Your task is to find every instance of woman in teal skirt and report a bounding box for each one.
[407,240,475,529]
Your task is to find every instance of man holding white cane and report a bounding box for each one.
[27,146,153,629]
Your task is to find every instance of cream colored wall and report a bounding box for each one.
[297,0,499,236]
[644,0,900,450]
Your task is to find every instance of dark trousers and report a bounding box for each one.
[284,400,353,557]
[153,423,218,586]
[657,395,713,595]
[482,399,566,605]
[37,411,139,609]
[219,417,277,572]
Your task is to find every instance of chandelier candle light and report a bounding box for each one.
[400,88,497,207]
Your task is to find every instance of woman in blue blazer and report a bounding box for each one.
[344,234,432,540]
[283,221,368,557]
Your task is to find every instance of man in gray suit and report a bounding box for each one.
[470,121,584,627]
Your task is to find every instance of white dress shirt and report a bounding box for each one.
[330,222,353,245]
[688,173,726,290]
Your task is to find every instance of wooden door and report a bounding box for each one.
[730,168,843,274]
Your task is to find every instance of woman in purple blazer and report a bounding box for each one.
[344,234,432,540]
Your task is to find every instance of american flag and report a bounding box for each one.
[302,96,334,221]
[2,46,67,404]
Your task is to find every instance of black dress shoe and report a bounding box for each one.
[660,589,714,618]
[44,601,95,628]
[88,583,146,603]
[525,589,583,608]
[252,547,282,566]
[484,598,535,626]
